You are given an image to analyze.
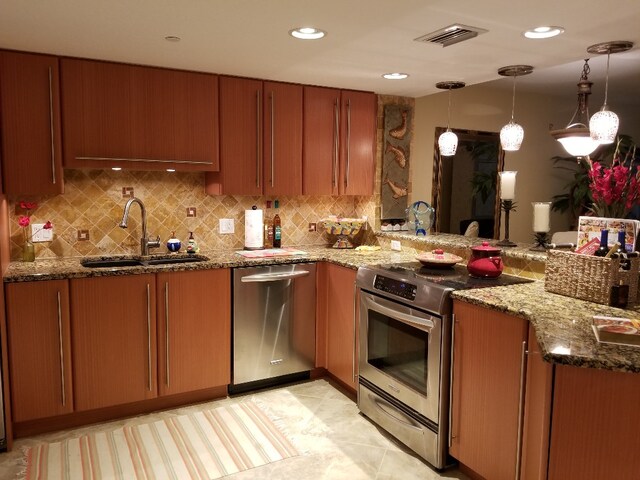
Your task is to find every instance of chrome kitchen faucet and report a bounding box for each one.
[119,197,161,256]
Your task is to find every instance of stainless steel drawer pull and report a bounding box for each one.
[345,99,352,189]
[146,283,152,391]
[48,67,57,185]
[515,340,527,480]
[57,291,65,406]
[256,90,261,188]
[75,156,213,165]
[165,282,170,388]
[352,281,358,383]
[270,91,275,187]
[448,314,457,448]
[333,98,339,188]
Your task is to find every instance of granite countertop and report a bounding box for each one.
[2,246,418,283]
[452,282,640,373]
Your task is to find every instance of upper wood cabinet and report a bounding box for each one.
[156,269,231,396]
[303,87,376,196]
[0,51,64,195]
[60,58,219,171]
[5,280,72,422]
[450,300,529,480]
[70,275,157,411]
[206,76,302,195]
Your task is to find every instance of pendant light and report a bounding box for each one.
[498,65,533,151]
[549,59,599,157]
[587,41,634,144]
[436,81,465,156]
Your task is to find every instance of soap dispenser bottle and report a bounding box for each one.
[273,200,281,248]
[186,231,199,254]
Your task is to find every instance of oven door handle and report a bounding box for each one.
[365,296,435,331]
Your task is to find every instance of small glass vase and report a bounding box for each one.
[23,240,35,262]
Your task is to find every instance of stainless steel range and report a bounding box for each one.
[356,262,532,469]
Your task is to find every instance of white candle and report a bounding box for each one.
[532,202,551,233]
[499,171,517,200]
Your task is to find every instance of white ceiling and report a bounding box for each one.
[1,0,639,100]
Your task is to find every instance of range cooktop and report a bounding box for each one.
[356,262,534,315]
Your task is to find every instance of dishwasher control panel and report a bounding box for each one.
[374,275,417,301]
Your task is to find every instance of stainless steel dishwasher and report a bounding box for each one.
[231,263,316,392]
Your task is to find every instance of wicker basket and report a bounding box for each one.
[544,250,640,305]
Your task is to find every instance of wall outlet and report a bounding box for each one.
[219,218,234,234]
[308,222,317,232]
[31,223,53,242]
[390,240,402,251]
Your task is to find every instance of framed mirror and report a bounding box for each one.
[431,127,505,239]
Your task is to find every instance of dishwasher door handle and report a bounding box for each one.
[241,270,310,283]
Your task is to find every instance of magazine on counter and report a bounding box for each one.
[577,217,639,252]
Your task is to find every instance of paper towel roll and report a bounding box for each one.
[244,209,264,250]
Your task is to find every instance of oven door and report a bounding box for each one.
[359,290,442,422]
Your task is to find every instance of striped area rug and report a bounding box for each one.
[22,401,298,480]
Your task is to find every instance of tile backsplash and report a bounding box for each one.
[9,169,375,260]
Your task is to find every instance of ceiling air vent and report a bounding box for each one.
[415,24,488,47]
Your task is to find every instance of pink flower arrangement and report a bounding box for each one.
[587,141,639,218]
[18,201,53,243]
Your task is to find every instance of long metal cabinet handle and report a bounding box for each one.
[515,340,528,480]
[256,90,261,188]
[56,291,65,406]
[333,98,339,188]
[270,91,275,187]
[352,281,357,383]
[146,283,152,391]
[448,314,456,448]
[345,99,351,189]
[165,282,170,387]
[241,270,310,283]
[48,67,56,184]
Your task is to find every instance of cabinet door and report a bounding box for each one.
[450,300,528,480]
[61,58,218,171]
[303,86,341,195]
[207,76,263,195]
[5,280,72,421]
[70,275,157,410]
[325,263,359,391]
[339,90,376,195]
[0,51,63,195]
[156,269,231,396]
[263,81,303,196]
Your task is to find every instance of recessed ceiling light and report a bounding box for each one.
[166,168,176,173]
[165,35,181,42]
[382,73,409,80]
[523,26,565,39]
[289,27,326,40]
[111,167,122,171]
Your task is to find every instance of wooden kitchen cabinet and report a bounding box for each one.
[206,76,302,195]
[0,50,64,195]
[61,58,219,171]
[70,275,157,411]
[303,87,376,196]
[450,300,529,480]
[324,263,359,392]
[5,280,72,422]
[156,269,231,396]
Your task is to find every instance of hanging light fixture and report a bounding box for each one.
[550,59,600,157]
[436,81,465,156]
[498,65,533,151]
[587,40,634,144]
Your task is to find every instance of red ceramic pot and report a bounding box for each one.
[467,241,504,278]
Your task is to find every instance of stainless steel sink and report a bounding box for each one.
[81,255,209,268]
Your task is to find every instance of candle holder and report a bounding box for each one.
[530,232,550,251]
[497,200,517,247]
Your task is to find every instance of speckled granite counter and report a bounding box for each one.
[2,246,418,283]
[452,281,640,373]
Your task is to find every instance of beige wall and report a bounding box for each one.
[413,83,579,243]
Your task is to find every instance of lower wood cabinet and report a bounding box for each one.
[70,274,158,411]
[323,263,359,391]
[5,280,73,422]
[156,269,231,396]
[450,300,529,480]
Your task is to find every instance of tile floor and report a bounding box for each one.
[0,379,469,479]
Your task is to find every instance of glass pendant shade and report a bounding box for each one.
[589,107,619,144]
[500,121,524,151]
[438,129,458,156]
[557,133,599,157]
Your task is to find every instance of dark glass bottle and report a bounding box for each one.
[273,212,282,248]
[594,229,609,257]
[617,230,630,270]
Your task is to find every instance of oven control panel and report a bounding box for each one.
[374,275,417,301]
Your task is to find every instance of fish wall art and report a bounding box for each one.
[382,104,413,220]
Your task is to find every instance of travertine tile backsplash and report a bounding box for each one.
[9,169,376,260]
